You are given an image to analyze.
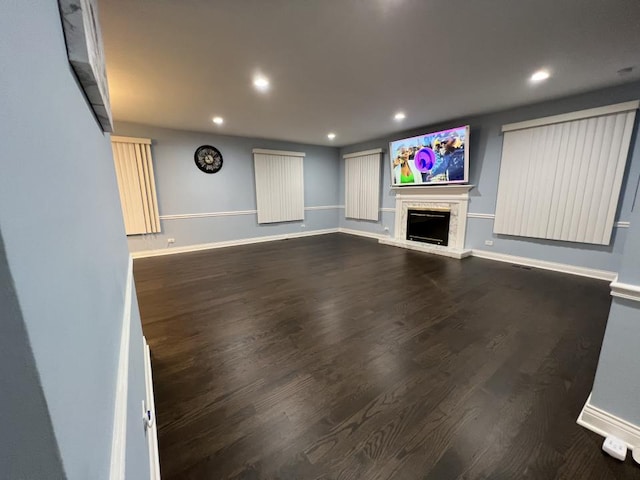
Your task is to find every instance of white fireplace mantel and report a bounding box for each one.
[378,185,474,259]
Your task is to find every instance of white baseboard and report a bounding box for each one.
[110,255,133,480]
[378,237,471,259]
[578,394,640,450]
[337,227,387,240]
[131,228,339,258]
[132,229,618,283]
[143,338,161,480]
[610,276,640,302]
[471,249,616,281]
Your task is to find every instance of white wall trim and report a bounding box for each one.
[393,184,474,196]
[159,206,342,220]
[304,205,342,211]
[467,212,496,219]
[143,338,161,480]
[132,227,399,259]
[466,212,629,228]
[343,148,383,159]
[610,276,640,302]
[502,100,640,132]
[471,249,616,281]
[132,223,621,283]
[160,210,256,220]
[252,148,305,157]
[109,255,133,480]
[131,228,339,258]
[578,394,640,450]
[379,237,471,259]
[338,227,386,240]
[111,135,152,145]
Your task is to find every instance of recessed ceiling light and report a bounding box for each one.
[530,70,550,82]
[253,75,270,91]
[212,116,224,125]
[394,112,406,121]
[327,133,336,140]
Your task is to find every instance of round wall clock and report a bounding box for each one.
[194,145,223,174]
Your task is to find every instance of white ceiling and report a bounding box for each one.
[99,0,640,146]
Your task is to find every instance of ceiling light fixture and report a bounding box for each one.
[530,69,550,83]
[253,75,270,91]
[212,116,224,125]
[327,133,336,140]
[394,112,406,121]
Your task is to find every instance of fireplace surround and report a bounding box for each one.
[378,185,473,259]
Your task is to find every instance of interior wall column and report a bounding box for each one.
[589,182,640,426]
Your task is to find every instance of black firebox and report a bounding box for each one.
[406,209,450,246]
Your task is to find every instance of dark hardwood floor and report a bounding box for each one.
[133,233,638,479]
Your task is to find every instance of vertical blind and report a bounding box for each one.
[494,101,638,245]
[344,149,382,221]
[111,136,161,235]
[253,149,305,224]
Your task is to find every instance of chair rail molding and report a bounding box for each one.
[160,205,341,221]
[466,212,629,228]
[610,276,640,302]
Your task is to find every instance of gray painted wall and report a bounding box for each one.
[591,297,640,424]
[339,81,640,272]
[0,1,149,478]
[0,232,66,479]
[126,291,151,480]
[616,196,640,285]
[114,123,341,252]
[590,183,640,423]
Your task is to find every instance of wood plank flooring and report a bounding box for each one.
[133,233,638,479]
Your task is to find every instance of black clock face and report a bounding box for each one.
[194,145,223,174]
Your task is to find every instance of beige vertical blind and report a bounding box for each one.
[344,149,382,221]
[111,136,161,235]
[494,101,638,245]
[253,149,305,224]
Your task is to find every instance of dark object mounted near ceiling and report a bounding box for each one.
[58,0,113,132]
[194,145,223,174]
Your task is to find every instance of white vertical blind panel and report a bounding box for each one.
[134,143,152,233]
[254,152,304,224]
[345,152,381,221]
[140,143,161,233]
[494,108,636,245]
[111,138,161,235]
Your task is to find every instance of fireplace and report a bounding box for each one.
[378,185,473,259]
[406,209,451,246]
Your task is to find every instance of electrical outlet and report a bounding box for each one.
[300,224,306,228]
[383,226,389,232]
[167,238,175,245]
[603,436,627,461]
[484,240,494,246]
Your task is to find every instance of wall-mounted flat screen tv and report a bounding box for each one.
[389,125,469,186]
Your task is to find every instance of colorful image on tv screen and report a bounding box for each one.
[390,125,468,186]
